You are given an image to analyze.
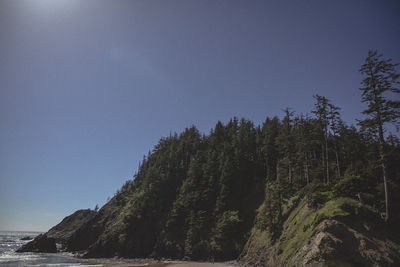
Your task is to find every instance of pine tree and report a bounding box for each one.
[312,95,330,184]
[261,117,280,182]
[276,108,295,183]
[328,102,343,179]
[293,115,313,185]
[358,50,400,223]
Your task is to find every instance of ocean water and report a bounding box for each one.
[0,231,104,267]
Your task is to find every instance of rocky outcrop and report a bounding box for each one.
[17,209,97,253]
[16,234,57,253]
[46,209,97,245]
[240,197,400,266]
[298,219,400,266]
[20,236,33,241]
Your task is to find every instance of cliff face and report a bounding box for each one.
[240,196,400,266]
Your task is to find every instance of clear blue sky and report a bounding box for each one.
[1,0,399,231]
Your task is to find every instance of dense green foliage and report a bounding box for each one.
[77,104,399,260]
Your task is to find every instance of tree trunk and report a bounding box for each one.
[321,144,325,183]
[378,122,390,223]
[276,164,279,182]
[335,142,341,178]
[325,127,330,184]
[305,152,309,184]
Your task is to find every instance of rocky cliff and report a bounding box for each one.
[240,194,400,266]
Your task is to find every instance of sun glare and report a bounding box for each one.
[31,0,78,11]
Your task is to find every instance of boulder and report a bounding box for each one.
[16,234,57,253]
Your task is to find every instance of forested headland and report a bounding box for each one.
[19,51,400,266]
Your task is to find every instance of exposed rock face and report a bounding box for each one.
[16,234,57,253]
[299,219,400,266]
[240,197,400,267]
[16,209,97,253]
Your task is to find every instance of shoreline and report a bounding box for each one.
[75,256,237,267]
[61,252,238,267]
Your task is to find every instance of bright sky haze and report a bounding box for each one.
[1,0,400,231]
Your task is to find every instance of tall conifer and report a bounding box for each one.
[358,50,400,223]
